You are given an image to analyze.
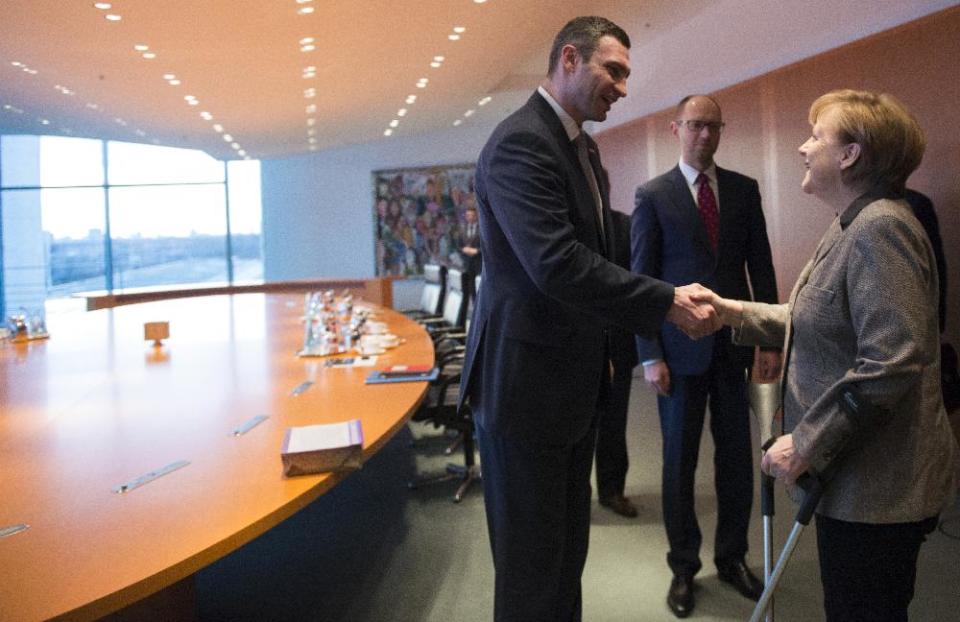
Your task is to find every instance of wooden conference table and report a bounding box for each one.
[0,293,434,621]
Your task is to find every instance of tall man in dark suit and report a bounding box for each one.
[631,95,780,618]
[458,18,721,622]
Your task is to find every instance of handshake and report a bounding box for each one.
[665,283,742,339]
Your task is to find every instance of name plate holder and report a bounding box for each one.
[291,381,314,396]
[233,414,269,436]
[0,524,29,538]
[113,459,190,494]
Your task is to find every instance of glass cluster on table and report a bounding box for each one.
[1,309,48,342]
[300,290,368,356]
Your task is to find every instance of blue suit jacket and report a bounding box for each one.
[458,92,674,445]
[632,165,778,375]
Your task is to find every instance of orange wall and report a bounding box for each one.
[596,6,960,346]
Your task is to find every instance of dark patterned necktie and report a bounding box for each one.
[574,133,604,239]
[696,173,719,251]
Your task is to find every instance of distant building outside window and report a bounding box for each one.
[0,135,262,320]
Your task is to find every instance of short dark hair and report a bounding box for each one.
[674,94,721,118]
[547,16,630,75]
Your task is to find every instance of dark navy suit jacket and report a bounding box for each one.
[632,165,778,375]
[459,92,674,445]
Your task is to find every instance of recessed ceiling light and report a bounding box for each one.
[105,14,121,21]
[135,129,146,137]
[299,37,315,45]
[306,118,316,126]
[238,150,247,157]
[213,124,224,132]
[134,44,149,52]
[93,2,112,9]
[298,7,314,14]
[184,95,196,101]
[448,34,460,41]
[474,0,488,3]
[300,44,315,52]
[304,88,316,98]
[305,104,316,113]
[405,95,417,104]
[389,119,399,128]
[384,129,393,137]
[434,56,445,62]
[464,109,475,117]
[223,134,234,142]
[86,103,100,110]
[308,137,317,144]
[397,108,407,117]
[142,52,156,59]
[307,128,316,136]
[200,111,213,120]
[296,0,313,3]
[39,118,50,125]
[163,73,176,80]
[416,83,427,88]
[453,119,463,126]
[479,96,492,106]
[169,79,181,85]
[231,142,240,149]
[430,62,441,68]
[453,26,466,33]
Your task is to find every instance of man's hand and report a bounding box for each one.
[462,246,479,256]
[665,283,722,339]
[643,361,671,396]
[760,433,810,485]
[755,350,783,382]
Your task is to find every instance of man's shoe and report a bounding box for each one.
[599,494,638,518]
[717,560,764,601]
[667,575,695,618]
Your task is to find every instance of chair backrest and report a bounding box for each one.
[441,268,469,327]
[419,264,446,315]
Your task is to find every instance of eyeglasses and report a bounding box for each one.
[677,120,725,133]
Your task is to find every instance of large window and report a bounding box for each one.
[0,135,262,319]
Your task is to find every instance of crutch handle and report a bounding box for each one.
[794,473,824,525]
[761,472,776,517]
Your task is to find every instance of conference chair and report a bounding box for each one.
[419,268,469,342]
[401,263,446,319]
[407,352,479,503]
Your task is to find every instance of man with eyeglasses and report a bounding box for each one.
[631,94,781,618]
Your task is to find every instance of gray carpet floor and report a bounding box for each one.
[197,377,960,621]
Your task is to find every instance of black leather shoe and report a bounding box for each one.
[667,575,695,618]
[599,494,638,518]
[717,560,764,601]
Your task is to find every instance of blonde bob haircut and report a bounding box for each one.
[808,89,926,193]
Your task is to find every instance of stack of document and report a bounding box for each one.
[281,419,364,476]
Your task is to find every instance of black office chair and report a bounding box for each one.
[401,263,446,319]
[407,353,480,503]
[419,268,469,342]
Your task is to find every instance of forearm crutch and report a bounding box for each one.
[748,380,781,622]
[748,474,824,622]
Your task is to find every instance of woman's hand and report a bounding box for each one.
[689,288,743,327]
[761,433,811,485]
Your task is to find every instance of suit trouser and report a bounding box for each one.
[475,418,597,622]
[594,365,633,499]
[816,513,938,622]
[657,357,753,577]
